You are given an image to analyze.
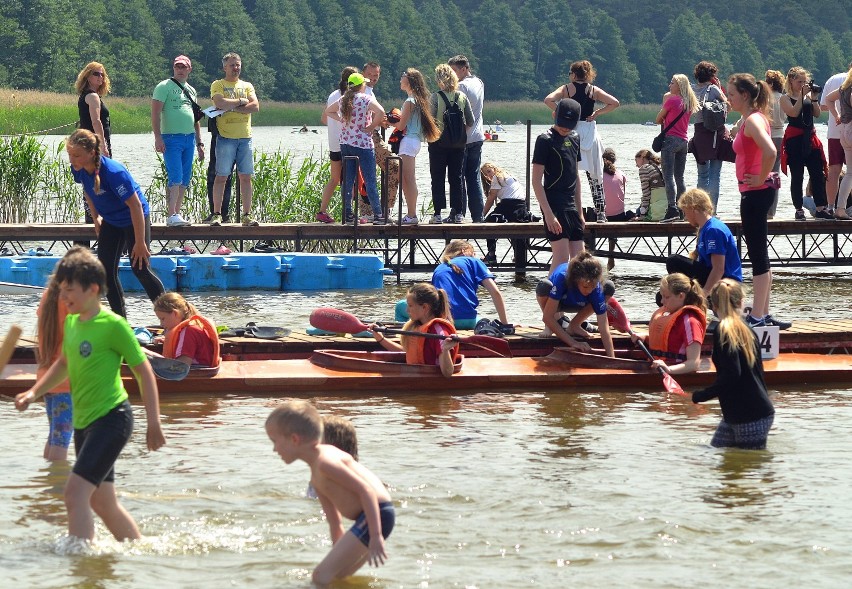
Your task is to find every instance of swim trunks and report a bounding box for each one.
[349,501,395,546]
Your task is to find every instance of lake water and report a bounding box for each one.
[2,123,850,588]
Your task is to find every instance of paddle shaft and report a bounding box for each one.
[376,326,462,341]
[629,328,686,395]
[0,325,22,373]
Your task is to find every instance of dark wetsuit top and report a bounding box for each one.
[78,89,112,153]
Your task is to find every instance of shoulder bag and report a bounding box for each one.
[170,78,205,123]
[652,108,686,153]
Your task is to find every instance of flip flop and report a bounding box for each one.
[245,323,291,339]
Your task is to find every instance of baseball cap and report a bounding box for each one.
[555,98,580,129]
[174,55,192,68]
[348,72,370,86]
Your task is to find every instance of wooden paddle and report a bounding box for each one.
[310,307,513,358]
[605,297,687,396]
[0,325,23,374]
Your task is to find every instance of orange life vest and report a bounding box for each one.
[647,305,706,361]
[162,314,221,367]
[404,318,458,365]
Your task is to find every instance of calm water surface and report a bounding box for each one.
[2,124,849,587]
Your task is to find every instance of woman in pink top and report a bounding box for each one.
[655,74,698,222]
[728,73,790,330]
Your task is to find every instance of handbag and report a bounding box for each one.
[170,78,205,123]
[718,131,736,163]
[652,108,686,153]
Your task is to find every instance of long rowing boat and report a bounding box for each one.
[2,349,850,396]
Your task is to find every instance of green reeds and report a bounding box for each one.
[0,135,48,223]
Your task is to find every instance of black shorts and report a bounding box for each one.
[72,400,133,486]
[544,206,584,242]
[329,150,342,162]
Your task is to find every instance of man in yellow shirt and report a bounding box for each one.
[210,52,260,226]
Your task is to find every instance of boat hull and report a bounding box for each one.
[2,350,851,396]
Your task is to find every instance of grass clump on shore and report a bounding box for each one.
[1,89,666,135]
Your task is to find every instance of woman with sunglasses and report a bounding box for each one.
[76,62,112,157]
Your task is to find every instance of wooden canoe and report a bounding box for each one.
[2,349,851,396]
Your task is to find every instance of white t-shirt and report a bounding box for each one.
[326,89,343,152]
[821,72,847,140]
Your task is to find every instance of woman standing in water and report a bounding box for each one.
[544,60,620,223]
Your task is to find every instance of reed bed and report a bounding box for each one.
[0,132,331,224]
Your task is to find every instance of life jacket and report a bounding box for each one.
[404,318,458,365]
[647,305,706,361]
[162,314,221,367]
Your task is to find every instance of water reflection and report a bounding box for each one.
[68,553,120,589]
[15,461,70,528]
[702,448,778,512]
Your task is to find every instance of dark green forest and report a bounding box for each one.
[2,0,850,103]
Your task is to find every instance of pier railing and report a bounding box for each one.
[1,219,850,276]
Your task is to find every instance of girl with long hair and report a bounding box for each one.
[317,66,359,223]
[75,62,112,157]
[655,73,699,221]
[324,72,387,224]
[727,73,789,330]
[372,283,459,377]
[35,273,73,461]
[631,149,667,221]
[394,68,440,225]
[692,279,774,449]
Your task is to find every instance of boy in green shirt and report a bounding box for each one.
[16,247,165,543]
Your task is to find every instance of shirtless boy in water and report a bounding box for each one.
[265,401,394,585]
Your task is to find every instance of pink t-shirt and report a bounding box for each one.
[602,170,626,217]
[338,93,375,150]
[663,96,690,140]
[733,112,770,192]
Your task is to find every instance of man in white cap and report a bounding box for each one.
[151,55,204,227]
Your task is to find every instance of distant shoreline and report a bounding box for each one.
[1,88,662,135]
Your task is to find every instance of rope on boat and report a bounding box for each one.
[0,121,77,138]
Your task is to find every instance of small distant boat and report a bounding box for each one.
[0,281,43,295]
[643,121,657,126]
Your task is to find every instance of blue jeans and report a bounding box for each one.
[162,133,196,186]
[461,141,484,221]
[340,144,382,218]
[662,135,688,207]
[696,158,723,211]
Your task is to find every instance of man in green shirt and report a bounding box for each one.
[152,55,204,227]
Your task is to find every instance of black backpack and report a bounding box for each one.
[436,91,466,149]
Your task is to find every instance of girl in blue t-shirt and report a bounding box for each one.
[535,251,615,357]
[66,129,164,317]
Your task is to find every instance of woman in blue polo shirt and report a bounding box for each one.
[66,129,164,317]
[666,188,742,296]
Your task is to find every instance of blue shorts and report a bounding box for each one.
[215,136,254,176]
[45,392,73,449]
[162,133,196,187]
[72,400,133,486]
[349,501,395,547]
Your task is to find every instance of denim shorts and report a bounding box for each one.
[215,136,254,176]
[72,400,134,486]
[162,133,196,187]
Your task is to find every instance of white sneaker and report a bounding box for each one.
[167,213,191,227]
[401,215,419,225]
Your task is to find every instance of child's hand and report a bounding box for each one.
[544,213,562,235]
[651,359,669,373]
[146,422,166,451]
[14,390,35,411]
[368,536,387,567]
[440,337,459,353]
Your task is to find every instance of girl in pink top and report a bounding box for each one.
[655,74,698,220]
[728,73,789,330]
[601,148,633,220]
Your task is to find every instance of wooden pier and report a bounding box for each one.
[1,218,851,277]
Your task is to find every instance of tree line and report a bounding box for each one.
[1,0,850,104]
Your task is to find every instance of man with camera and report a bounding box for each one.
[151,55,204,227]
